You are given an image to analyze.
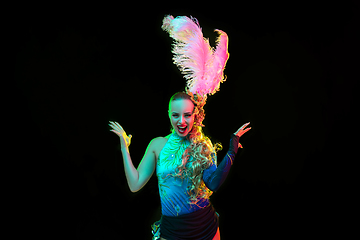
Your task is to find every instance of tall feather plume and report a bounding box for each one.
[162,15,229,97]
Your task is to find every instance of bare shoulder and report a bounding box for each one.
[151,135,169,147]
[151,135,170,161]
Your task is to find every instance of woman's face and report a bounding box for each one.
[169,99,195,137]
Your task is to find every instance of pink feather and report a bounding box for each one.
[162,15,229,97]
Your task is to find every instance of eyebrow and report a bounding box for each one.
[172,111,193,114]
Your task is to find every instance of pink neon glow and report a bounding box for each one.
[162,15,229,97]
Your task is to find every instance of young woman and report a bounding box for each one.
[109,15,252,240]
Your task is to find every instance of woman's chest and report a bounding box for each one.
[154,137,169,165]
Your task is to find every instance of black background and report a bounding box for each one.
[12,1,357,239]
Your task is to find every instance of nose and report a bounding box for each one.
[179,115,186,124]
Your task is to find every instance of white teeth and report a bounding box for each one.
[178,126,187,133]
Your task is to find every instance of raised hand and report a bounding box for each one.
[234,122,251,148]
[109,121,132,150]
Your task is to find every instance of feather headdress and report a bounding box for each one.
[162,15,229,99]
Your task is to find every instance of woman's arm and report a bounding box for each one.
[109,121,158,193]
[121,139,159,192]
[203,122,251,192]
[120,146,139,192]
[203,134,239,192]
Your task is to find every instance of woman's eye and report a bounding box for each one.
[172,114,191,118]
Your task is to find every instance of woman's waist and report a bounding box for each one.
[160,197,210,217]
[159,202,219,239]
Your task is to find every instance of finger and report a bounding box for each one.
[244,127,252,133]
[237,127,251,137]
[109,122,117,129]
[235,122,250,134]
[236,132,243,137]
[235,126,243,135]
[109,122,123,132]
[109,121,117,126]
[109,121,118,128]
[238,143,243,148]
[109,124,120,132]
[114,122,123,130]
[110,130,120,135]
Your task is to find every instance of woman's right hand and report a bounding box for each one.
[109,121,132,150]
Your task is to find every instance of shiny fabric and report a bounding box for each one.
[152,220,161,240]
[152,131,240,239]
[203,134,240,192]
[161,204,219,240]
[156,131,215,217]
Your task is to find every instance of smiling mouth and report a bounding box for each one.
[177,126,187,134]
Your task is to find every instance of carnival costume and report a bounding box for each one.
[152,15,240,240]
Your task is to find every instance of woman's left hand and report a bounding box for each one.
[234,122,251,148]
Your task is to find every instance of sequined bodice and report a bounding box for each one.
[156,131,210,216]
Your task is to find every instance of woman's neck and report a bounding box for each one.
[172,130,189,141]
